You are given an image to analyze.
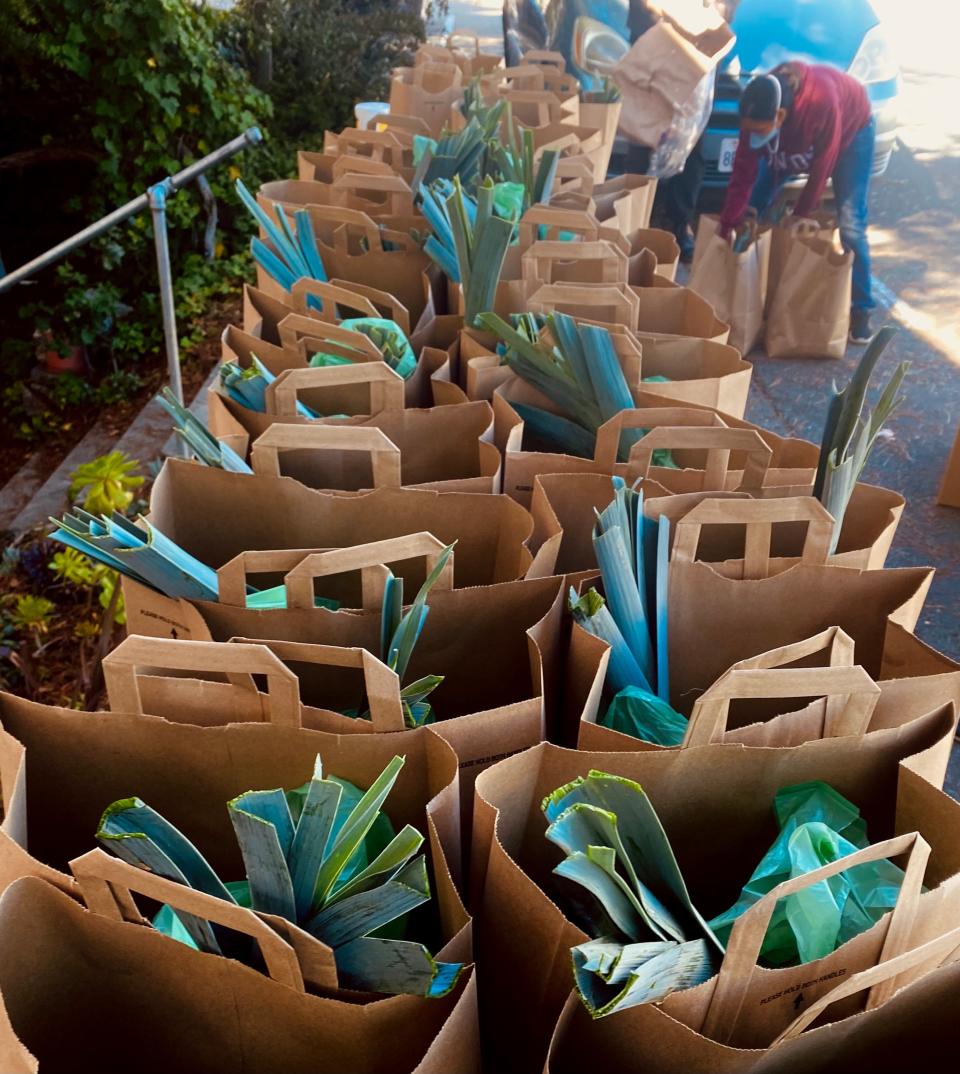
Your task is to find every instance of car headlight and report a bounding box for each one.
[572,16,629,80]
[848,24,898,84]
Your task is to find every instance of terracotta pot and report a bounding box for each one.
[38,335,87,376]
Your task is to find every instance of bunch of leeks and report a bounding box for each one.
[478,312,641,462]
[488,102,560,214]
[236,179,327,300]
[157,388,253,474]
[419,176,515,327]
[98,755,463,998]
[48,513,338,611]
[814,326,908,552]
[220,356,319,417]
[355,543,454,728]
[543,769,722,1016]
[569,477,686,746]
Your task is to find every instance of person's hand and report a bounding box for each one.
[717,222,734,245]
[785,215,819,237]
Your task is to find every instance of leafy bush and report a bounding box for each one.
[223,0,427,144]
[0,0,271,384]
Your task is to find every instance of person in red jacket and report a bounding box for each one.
[719,61,877,343]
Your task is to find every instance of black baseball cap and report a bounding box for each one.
[740,72,791,121]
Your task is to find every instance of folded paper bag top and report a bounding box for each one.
[577,625,960,773]
[0,871,480,1074]
[470,734,960,1073]
[143,456,550,587]
[667,513,937,707]
[239,402,501,496]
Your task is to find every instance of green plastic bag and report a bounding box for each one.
[709,781,906,967]
[492,181,525,223]
[307,318,417,381]
[600,685,687,746]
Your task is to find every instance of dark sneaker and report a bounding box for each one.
[676,224,695,264]
[849,310,872,344]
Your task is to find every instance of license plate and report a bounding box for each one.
[718,136,738,173]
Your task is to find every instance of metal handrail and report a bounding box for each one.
[0,126,263,404]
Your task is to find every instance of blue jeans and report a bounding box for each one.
[749,116,877,311]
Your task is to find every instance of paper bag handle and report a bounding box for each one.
[683,664,880,748]
[102,635,302,728]
[773,923,960,1046]
[228,638,407,733]
[516,204,601,250]
[446,29,481,56]
[331,172,414,214]
[216,549,333,609]
[290,278,380,321]
[265,363,405,418]
[672,497,835,578]
[406,61,463,91]
[330,126,404,155]
[703,831,930,1042]
[70,849,310,992]
[526,282,640,330]
[627,427,773,491]
[329,277,411,334]
[305,204,384,250]
[283,532,454,612]
[328,153,400,183]
[521,239,628,284]
[593,408,726,469]
[250,424,402,489]
[553,155,597,195]
[718,627,856,674]
[276,313,384,359]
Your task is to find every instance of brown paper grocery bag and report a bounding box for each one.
[108,575,566,829]
[236,281,449,410]
[0,868,479,1074]
[259,174,417,221]
[242,401,501,494]
[580,625,960,762]
[242,277,411,337]
[668,504,936,710]
[689,214,771,354]
[612,18,734,148]
[545,866,960,1072]
[209,362,408,458]
[647,481,903,570]
[578,97,623,181]
[636,336,752,416]
[626,226,680,281]
[937,423,960,507]
[389,63,464,137]
[494,379,819,504]
[591,173,658,233]
[417,31,501,77]
[0,679,462,894]
[766,235,852,358]
[119,458,554,639]
[262,203,430,325]
[471,732,960,1073]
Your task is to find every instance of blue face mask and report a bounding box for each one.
[749,127,780,150]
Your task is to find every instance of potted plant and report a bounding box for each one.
[27,273,129,376]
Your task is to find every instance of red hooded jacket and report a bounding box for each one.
[719,62,871,230]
